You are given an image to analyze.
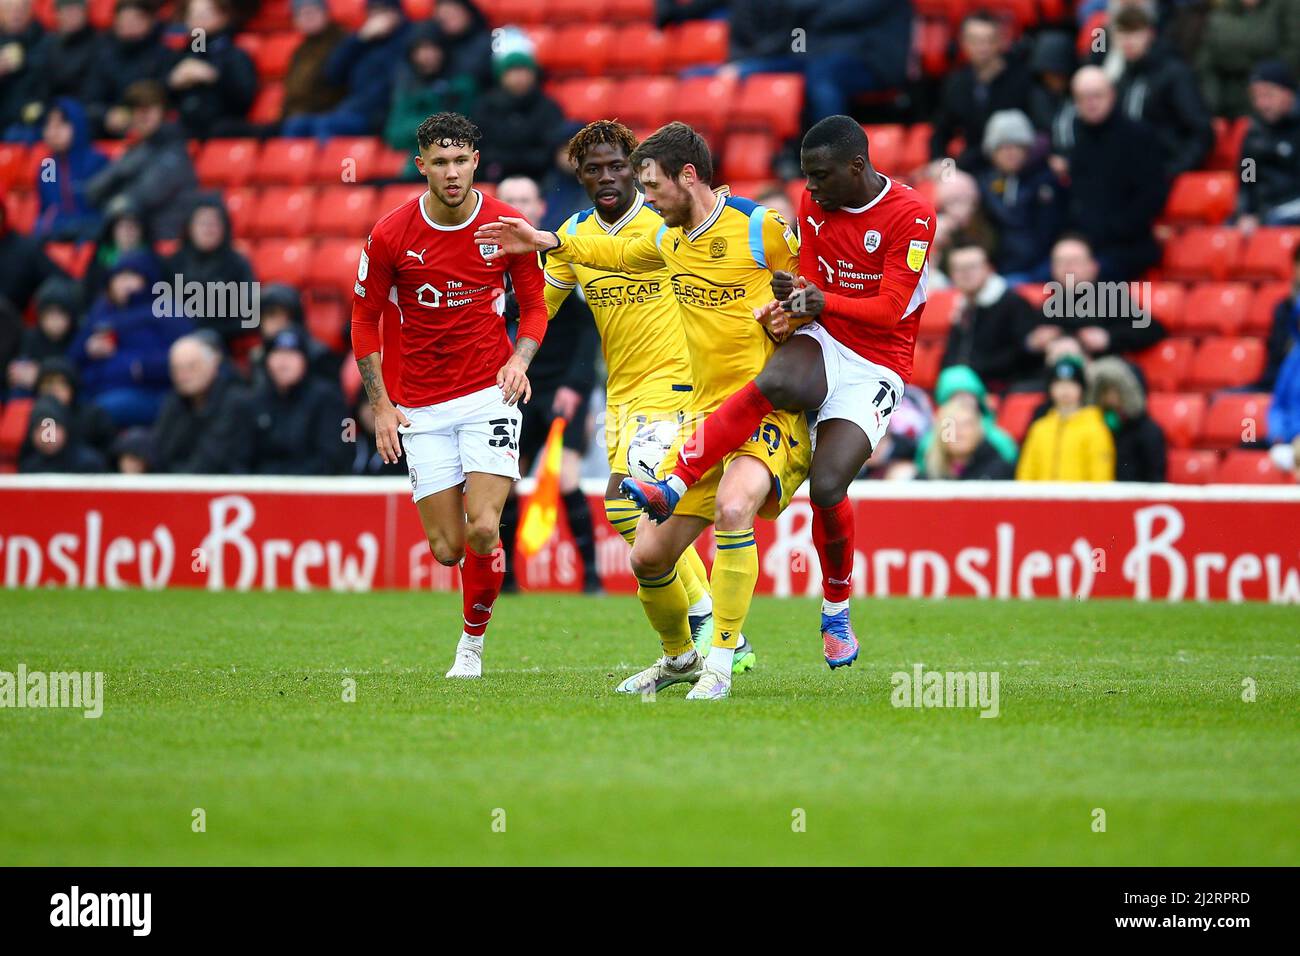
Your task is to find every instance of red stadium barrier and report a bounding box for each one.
[1,478,1297,602]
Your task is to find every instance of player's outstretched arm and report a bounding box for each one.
[356,352,410,465]
[474,217,558,258]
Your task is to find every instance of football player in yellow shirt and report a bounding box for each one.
[545,120,738,666]
[478,122,811,701]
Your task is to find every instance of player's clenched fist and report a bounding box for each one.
[474,216,557,260]
[373,401,411,465]
[497,354,532,406]
[770,270,797,302]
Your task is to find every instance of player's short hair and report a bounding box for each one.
[801,115,869,164]
[567,119,638,168]
[631,121,712,184]
[416,112,481,152]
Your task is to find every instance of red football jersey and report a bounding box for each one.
[798,176,936,383]
[350,189,547,407]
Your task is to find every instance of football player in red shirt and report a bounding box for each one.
[351,113,548,679]
[621,116,936,669]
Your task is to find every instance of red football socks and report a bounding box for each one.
[672,381,774,487]
[461,542,504,637]
[812,497,855,602]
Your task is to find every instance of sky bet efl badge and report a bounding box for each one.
[907,239,929,272]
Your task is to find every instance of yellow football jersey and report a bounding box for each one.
[543,192,694,410]
[548,189,801,414]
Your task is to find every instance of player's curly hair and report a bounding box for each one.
[566,120,639,168]
[416,112,481,152]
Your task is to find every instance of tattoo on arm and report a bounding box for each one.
[357,352,388,407]
[513,336,540,367]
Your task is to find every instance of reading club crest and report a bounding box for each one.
[864,230,882,253]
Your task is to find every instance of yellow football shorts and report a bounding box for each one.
[676,409,812,523]
[605,403,693,478]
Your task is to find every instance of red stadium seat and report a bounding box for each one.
[552,0,609,23]
[918,287,958,340]
[1014,282,1049,309]
[665,20,729,71]
[402,0,435,19]
[731,74,804,140]
[248,82,285,124]
[996,391,1045,443]
[910,341,943,391]
[327,0,367,30]
[982,0,1039,30]
[607,0,654,22]
[728,179,778,201]
[863,125,904,173]
[379,184,423,214]
[1133,338,1194,392]
[250,32,300,81]
[1246,282,1291,337]
[899,123,932,173]
[612,76,678,129]
[222,187,258,240]
[527,25,559,72]
[916,17,951,77]
[1182,282,1252,336]
[256,138,319,185]
[251,186,317,238]
[196,138,261,189]
[308,239,364,296]
[1162,171,1237,225]
[1234,227,1300,281]
[674,74,738,139]
[314,137,381,185]
[1167,448,1219,484]
[313,186,379,238]
[488,0,547,25]
[548,24,615,77]
[1215,449,1295,485]
[1145,392,1205,449]
[87,0,113,28]
[1139,280,1186,329]
[43,242,94,279]
[4,191,37,233]
[1160,226,1242,282]
[253,239,314,286]
[1208,116,1248,172]
[248,0,293,31]
[1187,337,1265,391]
[607,24,671,76]
[1202,392,1271,449]
[720,132,775,182]
[0,143,32,191]
[549,78,616,122]
[0,397,34,463]
[302,290,348,354]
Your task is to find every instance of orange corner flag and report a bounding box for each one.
[518,417,566,558]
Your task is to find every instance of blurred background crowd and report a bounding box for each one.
[1,0,1299,488]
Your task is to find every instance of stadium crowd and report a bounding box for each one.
[2,0,1299,485]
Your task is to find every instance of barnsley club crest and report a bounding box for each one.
[864,230,882,254]
[478,242,500,260]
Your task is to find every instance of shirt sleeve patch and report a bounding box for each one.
[906,239,929,273]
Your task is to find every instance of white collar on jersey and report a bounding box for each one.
[840,175,892,214]
[418,188,482,231]
[686,192,726,242]
[597,190,644,234]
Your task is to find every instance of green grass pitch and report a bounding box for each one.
[1,589,1296,866]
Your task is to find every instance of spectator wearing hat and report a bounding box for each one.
[0,0,48,140]
[35,97,110,241]
[0,200,68,315]
[1110,5,1213,179]
[166,0,257,139]
[30,0,103,109]
[942,240,1042,393]
[71,251,193,427]
[280,0,347,124]
[82,195,162,304]
[385,22,477,180]
[250,330,351,475]
[249,284,340,385]
[29,356,117,457]
[476,49,565,183]
[1237,61,1300,230]
[89,0,175,138]
[6,277,81,395]
[18,395,107,474]
[930,11,1033,172]
[434,0,493,89]
[914,364,1020,471]
[86,79,200,240]
[977,109,1067,284]
[164,195,256,346]
[284,0,408,139]
[1051,66,1168,281]
[1196,0,1300,119]
[1029,30,1077,134]
[1089,356,1166,483]
[1015,354,1116,481]
[152,334,255,474]
[111,426,153,473]
[920,397,1016,481]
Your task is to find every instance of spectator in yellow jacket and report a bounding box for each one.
[1015,355,1116,481]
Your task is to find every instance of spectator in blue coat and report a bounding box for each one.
[1267,340,1300,475]
[283,0,408,139]
[35,98,109,242]
[977,109,1067,285]
[69,251,193,428]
